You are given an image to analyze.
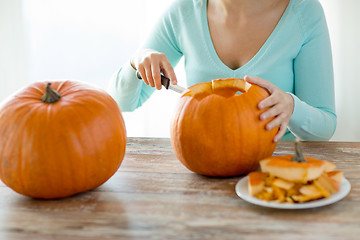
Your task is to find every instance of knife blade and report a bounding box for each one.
[136,71,186,94]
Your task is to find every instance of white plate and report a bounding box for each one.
[235,175,351,209]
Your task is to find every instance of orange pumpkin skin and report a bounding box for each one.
[0,80,126,199]
[170,78,278,177]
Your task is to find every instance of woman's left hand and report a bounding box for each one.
[245,76,294,142]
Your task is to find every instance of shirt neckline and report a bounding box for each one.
[200,0,293,74]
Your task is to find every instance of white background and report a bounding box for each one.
[1,0,359,141]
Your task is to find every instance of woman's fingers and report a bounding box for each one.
[245,75,295,141]
[161,59,177,85]
[245,75,278,110]
[274,122,288,142]
[258,95,277,110]
[151,61,162,90]
[265,112,288,130]
[137,67,148,86]
[144,64,156,88]
[132,49,176,90]
[244,75,275,94]
[260,103,282,122]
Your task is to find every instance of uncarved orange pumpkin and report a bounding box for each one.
[170,78,278,177]
[0,80,126,199]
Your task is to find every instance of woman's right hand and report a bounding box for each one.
[131,49,177,90]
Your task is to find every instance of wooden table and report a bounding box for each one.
[0,138,359,240]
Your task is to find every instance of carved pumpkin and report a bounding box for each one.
[170,78,278,177]
[0,80,126,199]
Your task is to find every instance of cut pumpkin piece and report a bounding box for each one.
[314,173,340,196]
[326,170,343,183]
[260,156,335,183]
[323,161,337,172]
[272,178,295,190]
[248,172,268,196]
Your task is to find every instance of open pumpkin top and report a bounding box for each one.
[182,78,252,99]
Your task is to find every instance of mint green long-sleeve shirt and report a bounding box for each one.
[108,0,336,141]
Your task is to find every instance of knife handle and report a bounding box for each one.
[136,71,170,89]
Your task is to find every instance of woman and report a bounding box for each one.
[108,0,336,142]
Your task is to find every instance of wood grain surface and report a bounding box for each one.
[0,138,359,240]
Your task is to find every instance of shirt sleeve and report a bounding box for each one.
[287,0,337,141]
[107,2,183,112]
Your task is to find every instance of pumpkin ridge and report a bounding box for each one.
[63,105,87,196]
[24,103,59,198]
[8,103,43,196]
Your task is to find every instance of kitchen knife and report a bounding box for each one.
[136,71,186,94]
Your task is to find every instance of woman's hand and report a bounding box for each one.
[131,49,177,90]
[245,76,294,142]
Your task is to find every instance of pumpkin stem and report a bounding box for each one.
[42,82,61,103]
[291,138,307,163]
